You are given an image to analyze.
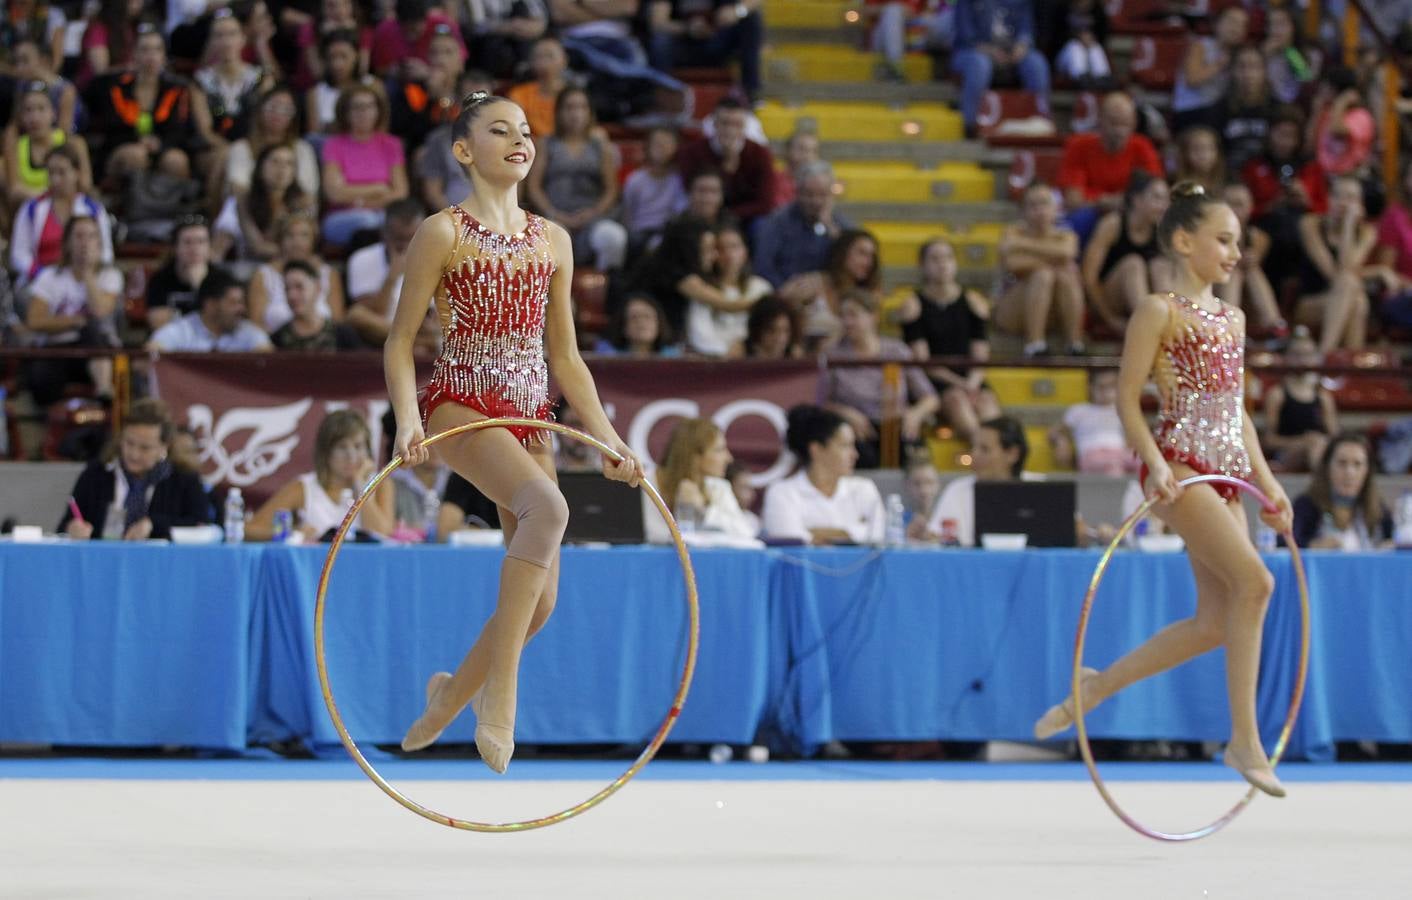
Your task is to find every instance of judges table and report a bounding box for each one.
[1,543,1408,760]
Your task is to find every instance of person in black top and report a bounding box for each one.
[1081,170,1172,334]
[439,471,503,538]
[145,216,215,331]
[59,398,213,540]
[1262,326,1338,472]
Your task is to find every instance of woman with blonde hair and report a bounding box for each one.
[646,417,757,542]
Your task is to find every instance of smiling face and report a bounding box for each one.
[1171,202,1243,285]
[453,99,535,187]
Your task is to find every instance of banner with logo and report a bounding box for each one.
[153,354,822,505]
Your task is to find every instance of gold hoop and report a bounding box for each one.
[314,417,700,832]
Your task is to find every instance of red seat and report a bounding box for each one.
[976,90,1060,148]
[1006,148,1064,201]
[690,82,732,121]
[1324,349,1412,411]
[615,139,645,186]
[673,66,734,85]
[1130,35,1189,92]
[1104,0,1184,35]
[1070,92,1100,133]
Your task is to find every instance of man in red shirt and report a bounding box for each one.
[677,97,778,225]
[1057,92,1162,213]
[371,0,468,78]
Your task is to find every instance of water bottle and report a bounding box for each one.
[1395,491,1412,548]
[1255,522,1277,554]
[884,493,906,547]
[422,488,441,542]
[708,744,733,764]
[339,488,357,534]
[223,487,245,543]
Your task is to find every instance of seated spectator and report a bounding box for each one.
[462,0,548,79]
[387,24,467,155]
[753,161,852,290]
[247,409,395,541]
[225,86,320,197]
[1057,92,1162,216]
[270,260,360,351]
[1220,182,1285,335]
[686,223,770,357]
[1082,171,1171,334]
[949,0,1051,134]
[629,216,717,334]
[901,451,943,541]
[1048,369,1134,476]
[1241,105,1327,222]
[1053,0,1110,88]
[1288,432,1392,550]
[437,471,502,539]
[1262,6,1318,106]
[762,404,884,545]
[5,36,77,133]
[779,228,881,350]
[1172,126,1225,193]
[620,126,689,251]
[525,86,628,271]
[146,215,214,331]
[83,25,196,184]
[593,293,680,357]
[191,9,275,158]
[772,127,820,205]
[417,69,493,211]
[647,417,757,542]
[76,0,142,90]
[248,210,346,333]
[742,295,802,359]
[825,290,940,468]
[1171,5,1248,133]
[345,199,427,347]
[1309,67,1375,178]
[214,143,317,263]
[867,0,952,82]
[924,415,1032,546]
[9,145,112,285]
[1372,159,1412,329]
[3,80,91,209]
[1219,45,1276,177]
[677,98,777,226]
[895,239,1000,443]
[388,458,452,542]
[724,460,761,535]
[22,215,122,406]
[1263,326,1338,472]
[678,169,733,229]
[320,83,409,246]
[1295,175,1374,355]
[58,398,212,541]
[147,268,273,352]
[294,0,372,96]
[370,0,466,79]
[305,29,375,135]
[647,0,763,103]
[995,183,1084,357]
[506,36,573,139]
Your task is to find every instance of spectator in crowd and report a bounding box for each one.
[214,143,317,262]
[1372,159,1412,329]
[753,160,851,290]
[305,29,374,135]
[3,80,90,209]
[901,451,943,541]
[1172,126,1226,193]
[762,404,885,544]
[630,216,717,334]
[1053,0,1111,88]
[248,209,346,334]
[437,471,503,539]
[462,0,549,79]
[594,293,680,357]
[1219,45,1276,177]
[620,126,688,251]
[995,182,1084,358]
[1220,182,1286,336]
[1057,92,1162,218]
[1309,66,1375,178]
[772,127,820,205]
[1171,4,1247,133]
[779,227,880,350]
[1082,171,1171,334]
[724,461,761,535]
[370,0,467,79]
[270,260,360,351]
[678,169,732,229]
[5,36,77,133]
[247,409,395,541]
[146,215,214,331]
[191,8,275,160]
[84,25,195,184]
[1263,326,1337,473]
[23,215,122,406]
[647,417,757,541]
[550,396,599,473]
[118,146,204,245]
[507,36,574,140]
[59,398,212,541]
[647,0,764,103]
[1048,368,1134,476]
[825,290,939,468]
[1288,432,1393,550]
[417,69,493,211]
[1262,6,1318,106]
[387,25,468,156]
[147,268,273,352]
[9,145,112,285]
[77,0,143,89]
[677,98,777,226]
[345,199,426,347]
[866,0,952,82]
[526,86,628,272]
[320,83,409,246]
[225,86,320,197]
[742,295,802,358]
[924,415,1031,546]
[293,0,372,95]
[388,456,452,542]
[949,0,1050,137]
[1295,175,1374,355]
[686,223,770,357]
[1242,105,1327,221]
[896,238,1001,443]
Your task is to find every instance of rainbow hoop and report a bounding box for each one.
[314,417,700,832]
[1072,473,1311,842]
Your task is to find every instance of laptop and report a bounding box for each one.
[558,472,645,544]
[974,480,1077,548]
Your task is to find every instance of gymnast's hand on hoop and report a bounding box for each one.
[395,420,429,467]
[1257,478,1294,532]
[601,438,642,488]
[1143,457,1182,505]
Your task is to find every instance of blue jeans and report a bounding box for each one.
[322,208,385,247]
[950,47,1051,127]
[648,13,764,99]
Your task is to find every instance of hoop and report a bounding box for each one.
[1072,473,1310,842]
[314,417,700,832]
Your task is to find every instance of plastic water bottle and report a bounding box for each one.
[708,744,733,764]
[422,488,440,542]
[223,487,245,543]
[884,493,906,547]
[1396,491,1412,548]
[1255,522,1277,553]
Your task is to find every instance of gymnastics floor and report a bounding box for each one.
[3,758,1409,898]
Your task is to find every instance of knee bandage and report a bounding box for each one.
[505,479,569,568]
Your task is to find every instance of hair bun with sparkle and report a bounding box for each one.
[463,90,491,107]
[1171,181,1207,199]
[1159,180,1223,253]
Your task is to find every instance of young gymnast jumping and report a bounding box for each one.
[387,91,641,773]
[1034,181,1294,797]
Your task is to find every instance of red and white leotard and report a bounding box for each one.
[420,206,557,444]
[1142,291,1252,501]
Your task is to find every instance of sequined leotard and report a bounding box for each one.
[1142,292,1252,501]
[420,206,557,444]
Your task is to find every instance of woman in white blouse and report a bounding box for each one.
[646,417,757,543]
[762,405,884,545]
